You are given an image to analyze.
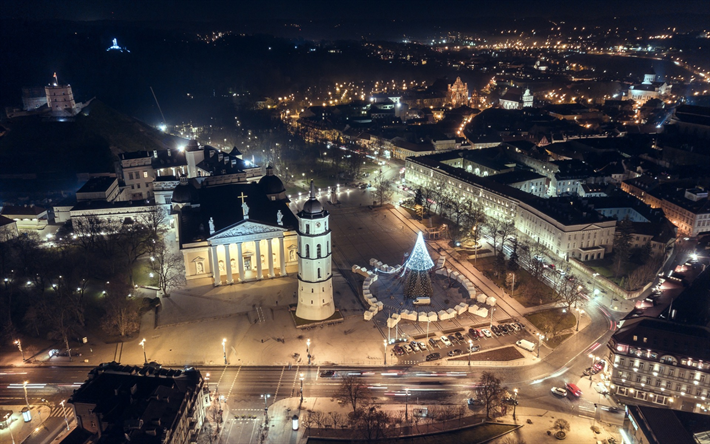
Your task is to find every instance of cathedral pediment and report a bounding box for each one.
[208,220,288,244]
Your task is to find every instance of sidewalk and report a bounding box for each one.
[489,406,622,444]
[0,405,51,444]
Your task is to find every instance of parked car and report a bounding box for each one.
[477,329,486,338]
[403,344,413,353]
[447,335,458,345]
[418,342,428,351]
[467,397,483,406]
[440,336,452,346]
[425,353,441,362]
[469,345,480,352]
[481,329,492,338]
[510,323,521,332]
[429,338,439,348]
[551,387,568,397]
[320,370,336,377]
[410,342,421,352]
[454,332,465,342]
[394,345,404,356]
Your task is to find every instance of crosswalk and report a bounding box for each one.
[48,406,72,418]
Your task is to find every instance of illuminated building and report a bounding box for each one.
[447,77,469,107]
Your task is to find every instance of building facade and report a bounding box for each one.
[295,181,335,321]
[605,318,710,414]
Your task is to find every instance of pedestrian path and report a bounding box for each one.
[48,405,71,418]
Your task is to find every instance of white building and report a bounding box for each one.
[295,181,335,321]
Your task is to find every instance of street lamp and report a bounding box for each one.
[59,400,69,430]
[536,334,544,358]
[576,308,584,332]
[307,339,311,365]
[261,394,271,413]
[468,340,473,367]
[404,388,410,422]
[592,272,599,298]
[513,388,519,420]
[490,307,496,329]
[23,381,30,409]
[15,339,25,362]
[139,338,147,364]
[383,340,387,366]
[222,338,227,365]
[299,373,304,407]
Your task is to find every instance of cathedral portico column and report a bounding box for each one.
[224,244,233,284]
[236,242,245,282]
[279,237,287,277]
[255,239,263,280]
[267,238,275,278]
[210,245,221,286]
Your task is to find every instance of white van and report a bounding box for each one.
[516,339,536,352]
[413,297,431,306]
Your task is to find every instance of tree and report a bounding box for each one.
[336,375,371,414]
[613,216,634,277]
[328,411,344,429]
[555,276,583,312]
[553,418,570,432]
[420,187,437,216]
[372,169,394,206]
[150,241,187,296]
[101,281,142,337]
[479,371,507,419]
[355,406,392,443]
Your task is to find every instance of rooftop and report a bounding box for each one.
[612,317,710,362]
[76,176,117,194]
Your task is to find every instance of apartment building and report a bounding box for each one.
[606,318,710,414]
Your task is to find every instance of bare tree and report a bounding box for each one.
[101,281,142,337]
[372,169,394,206]
[555,275,583,312]
[328,411,344,429]
[479,371,507,419]
[336,375,371,414]
[150,241,186,296]
[553,418,570,432]
[355,406,392,443]
[500,436,527,444]
[310,411,327,428]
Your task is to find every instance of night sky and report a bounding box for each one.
[3,0,709,21]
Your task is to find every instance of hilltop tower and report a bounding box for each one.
[296,181,335,320]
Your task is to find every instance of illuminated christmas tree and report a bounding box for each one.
[404,232,434,299]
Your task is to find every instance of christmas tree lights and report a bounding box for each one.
[404,232,434,299]
[404,232,435,272]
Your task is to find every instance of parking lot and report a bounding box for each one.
[392,320,535,364]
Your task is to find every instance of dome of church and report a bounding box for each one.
[302,197,323,214]
[172,178,200,204]
[258,165,286,195]
[301,180,323,214]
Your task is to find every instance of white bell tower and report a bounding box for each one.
[296,181,335,321]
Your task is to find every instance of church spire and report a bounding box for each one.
[309,179,316,200]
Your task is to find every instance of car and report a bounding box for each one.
[403,344,413,353]
[469,345,480,352]
[467,397,483,406]
[448,349,463,357]
[468,330,479,340]
[448,335,459,345]
[411,342,421,352]
[418,342,428,351]
[551,387,568,397]
[481,329,492,338]
[429,338,438,348]
[601,406,621,413]
[394,346,404,356]
[320,370,336,377]
[440,336,452,347]
[425,353,441,361]
[454,332,465,341]
[477,329,486,338]
[517,322,525,330]
[510,323,521,332]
